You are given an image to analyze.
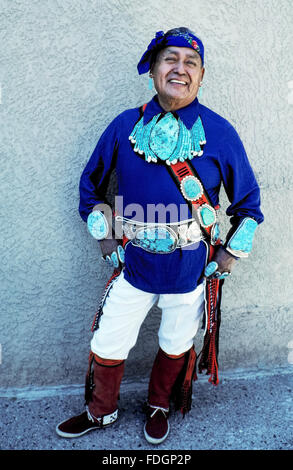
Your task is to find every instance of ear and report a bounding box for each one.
[200,67,205,82]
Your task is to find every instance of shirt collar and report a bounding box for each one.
[143,94,200,129]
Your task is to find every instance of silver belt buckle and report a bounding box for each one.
[116,216,202,253]
[177,220,202,246]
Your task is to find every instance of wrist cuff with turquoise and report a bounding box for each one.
[87,210,109,240]
[225,217,258,258]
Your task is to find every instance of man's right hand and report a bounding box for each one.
[99,238,120,259]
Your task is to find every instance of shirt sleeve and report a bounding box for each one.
[78,115,120,222]
[218,124,264,234]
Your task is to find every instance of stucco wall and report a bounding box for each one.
[1,0,292,388]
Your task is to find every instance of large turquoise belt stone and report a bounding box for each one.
[129,112,206,165]
[134,226,177,253]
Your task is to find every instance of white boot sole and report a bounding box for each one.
[55,422,101,438]
[143,421,170,445]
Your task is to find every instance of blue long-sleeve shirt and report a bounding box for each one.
[79,96,263,294]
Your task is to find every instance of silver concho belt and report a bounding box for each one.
[115,216,202,254]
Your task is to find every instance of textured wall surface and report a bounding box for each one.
[0,0,293,388]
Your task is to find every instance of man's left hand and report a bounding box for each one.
[204,246,237,279]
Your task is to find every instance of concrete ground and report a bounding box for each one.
[0,366,292,453]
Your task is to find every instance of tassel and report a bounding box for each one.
[198,321,219,385]
[171,347,197,416]
[198,278,222,386]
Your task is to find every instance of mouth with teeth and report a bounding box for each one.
[169,79,188,86]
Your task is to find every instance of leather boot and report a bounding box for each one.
[56,353,125,438]
[144,348,186,444]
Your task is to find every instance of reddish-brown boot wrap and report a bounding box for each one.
[144,348,188,444]
[85,352,125,419]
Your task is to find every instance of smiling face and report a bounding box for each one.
[151,46,205,111]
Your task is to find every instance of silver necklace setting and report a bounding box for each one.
[129,112,206,165]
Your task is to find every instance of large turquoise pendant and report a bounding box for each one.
[129,112,206,165]
[149,114,179,161]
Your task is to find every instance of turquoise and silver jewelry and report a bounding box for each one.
[87,210,109,240]
[116,216,202,253]
[198,204,217,228]
[129,112,206,165]
[104,255,112,266]
[211,222,221,245]
[204,261,218,277]
[186,220,202,242]
[133,226,178,254]
[103,246,125,268]
[110,251,119,268]
[226,217,258,258]
[117,245,125,263]
[204,261,231,279]
[214,271,231,279]
[180,175,203,201]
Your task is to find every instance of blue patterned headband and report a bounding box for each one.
[137,29,204,75]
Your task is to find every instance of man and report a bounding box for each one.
[56,27,263,444]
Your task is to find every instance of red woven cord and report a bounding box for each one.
[91,269,121,332]
[198,278,220,385]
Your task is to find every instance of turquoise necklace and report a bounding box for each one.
[129,112,206,165]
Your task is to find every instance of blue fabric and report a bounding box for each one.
[137,30,204,74]
[79,95,264,294]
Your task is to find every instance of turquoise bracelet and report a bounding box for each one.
[102,246,125,269]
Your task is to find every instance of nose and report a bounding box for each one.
[173,60,186,75]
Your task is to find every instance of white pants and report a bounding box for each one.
[91,271,204,360]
